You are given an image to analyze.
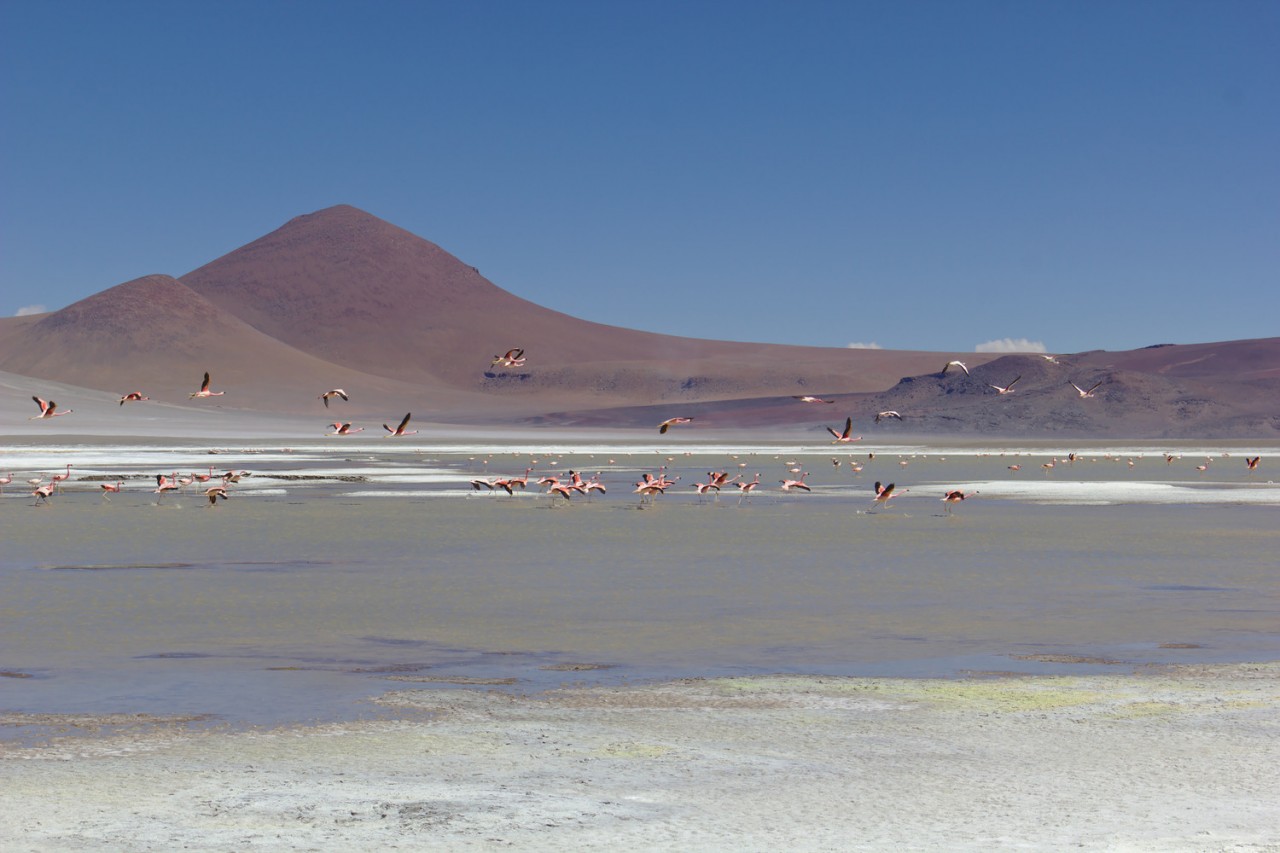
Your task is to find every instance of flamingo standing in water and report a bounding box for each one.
[119,392,150,405]
[189,372,225,399]
[50,464,72,492]
[0,473,12,494]
[30,396,73,419]
[736,473,762,504]
[99,481,124,500]
[827,417,861,443]
[32,484,55,505]
[383,413,418,437]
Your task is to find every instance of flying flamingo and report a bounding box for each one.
[827,417,861,443]
[942,489,977,514]
[1246,456,1260,471]
[32,484,55,505]
[99,481,124,501]
[1068,380,1103,398]
[874,411,902,423]
[205,486,229,506]
[942,361,969,376]
[189,372,225,399]
[383,413,418,437]
[30,396,73,419]
[491,348,526,368]
[658,417,694,434]
[792,395,835,404]
[327,422,365,436]
[871,481,905,507]
[119,392,150,405]
[989,376,1021,395]
[779,472,810,492]
[319,389,349,407]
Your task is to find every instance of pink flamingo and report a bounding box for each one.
[383,413,418,437]
[192,466,216,483]
[154,472,180,500]
[989,376,1021,395]
[942,361,969,376]
[871,481,906,507]
[942,489,976,514]
[32,483,55,505]
[1246,456,1260,471]
[30,396,73,419]
[1068,380,1103,398]
[736,473,762,503]
[100,481,124,500]
[189,372,225,399]
[792,395,834,404]
[205,486,229,506]
[319,389,349,407]
[119,392,150,405]
[491,348,526,368]
[827,417,861,443]
[327,422,365,436]
[50,464,72,491]
[779,472,810,492]
[0,473,13,494]
[658,417,694,435]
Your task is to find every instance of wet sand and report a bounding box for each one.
[3,664,1278,851]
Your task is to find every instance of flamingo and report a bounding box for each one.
[32,484,55,505]
[871,481,905,507]
[1246,456,1260,471]
[942,489,976,514]
[189,372,225,399]
[827,417,861,443]
[1007,464,1022,472]
[327,422,365,436]
[736,473,762,503]
[50,464,73,491]
[383,413,418,437]
[1041,355,1061,364]
[1069,380,1103,398]
[491,348,526,368]
[205,486,229,506]
[779,472,810,492]
[989,376,1021,395]
[0,473,11,494]
[942,361,969,376]
[119,392,150,405]
[30,396,73,419]
[192,466,216,483]
[507,468,535,490]
[154,472,180,495]
[100,481,124,500]
[792,395,835,404]
[874,411,902,423]
[319,389,349,407]
[658,417,694,435]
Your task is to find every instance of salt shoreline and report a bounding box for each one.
[3,664,1278,852]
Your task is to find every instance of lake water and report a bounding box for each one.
[3,436,1278,737]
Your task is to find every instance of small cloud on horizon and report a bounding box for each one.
[846,341,883,349]
[975,337,1047,353]
[15,304,47,316]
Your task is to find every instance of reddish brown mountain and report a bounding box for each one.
[178,205,965,403]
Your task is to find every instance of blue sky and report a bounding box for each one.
[2,1,1276,354]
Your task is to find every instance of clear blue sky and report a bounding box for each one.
[2,0,1276,354]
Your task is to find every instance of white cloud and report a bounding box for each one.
[975,337,1047,353]
[15,304,47,316]
[846,341,883,349]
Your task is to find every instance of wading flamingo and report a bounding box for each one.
[100,481,124,500]
[32,484,55,505]
[0,473,11,494]
[50,464,72,491]
[942,489,976,514]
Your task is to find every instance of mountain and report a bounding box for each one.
[1,205,1274,436]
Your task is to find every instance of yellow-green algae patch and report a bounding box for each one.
[591,741,674,759]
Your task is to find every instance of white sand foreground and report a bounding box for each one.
[3,664,1278,852]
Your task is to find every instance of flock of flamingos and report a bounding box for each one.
[10,364,1266,510]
